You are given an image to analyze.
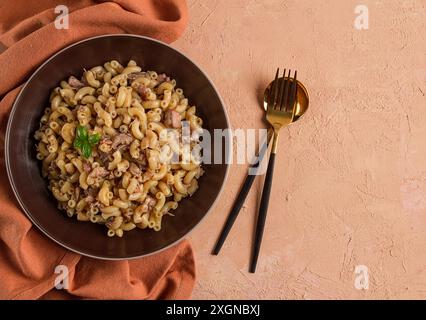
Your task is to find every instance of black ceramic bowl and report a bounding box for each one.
[6,34,230,259]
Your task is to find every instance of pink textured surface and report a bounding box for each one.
[174,0,426,299]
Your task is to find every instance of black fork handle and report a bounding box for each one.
[249,151,276,273]
[212,134,270,255]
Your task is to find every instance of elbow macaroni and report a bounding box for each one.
[34,59,204,237]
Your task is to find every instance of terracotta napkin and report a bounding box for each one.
[0,0,196,300]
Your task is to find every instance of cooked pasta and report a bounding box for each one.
[34,60,204,237]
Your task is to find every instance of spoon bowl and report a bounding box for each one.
[263,77,309,122]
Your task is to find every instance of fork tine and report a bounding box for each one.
[272,68,280,109]
[281,69,291,111]
[289,70,298,114]
[277,68,286,111]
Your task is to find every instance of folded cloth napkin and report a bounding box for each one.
[0,0,196,300]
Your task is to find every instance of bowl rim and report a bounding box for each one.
[5,34,231,260]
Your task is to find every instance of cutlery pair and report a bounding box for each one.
[213,68,309,273]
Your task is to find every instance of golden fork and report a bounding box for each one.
[250,68,298,273]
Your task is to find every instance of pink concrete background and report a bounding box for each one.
[174,0,426,299]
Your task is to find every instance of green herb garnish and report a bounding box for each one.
[73,125,101,158]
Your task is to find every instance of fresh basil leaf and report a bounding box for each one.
[88,133,101,146]
[73,138,83,148]
[76,125,88,140]
[81,143,92,158]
